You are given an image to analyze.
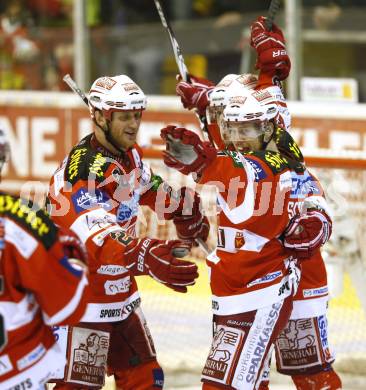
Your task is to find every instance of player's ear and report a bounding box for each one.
[95,110,107,128]
[263,122,274,143]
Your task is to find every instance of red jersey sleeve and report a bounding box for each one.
[1,195,89,326]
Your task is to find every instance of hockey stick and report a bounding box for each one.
[264,0,285,95]
[63,73,211,256]
[63,74,89,105]
[153,0,189,82]
[265,0,282,31]
[153,0,214,146]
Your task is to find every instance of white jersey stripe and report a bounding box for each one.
[43,273,88,325]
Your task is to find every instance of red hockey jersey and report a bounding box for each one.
[0,193,89,387]
[200,150,325,315]
[47,134,178,323]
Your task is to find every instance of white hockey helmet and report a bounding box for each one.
[234,73,258,90]
[88,75,147,121]
[223,89,278,124]
[222,89,278,146]
[209,74,239,108]
[209,73,258,108]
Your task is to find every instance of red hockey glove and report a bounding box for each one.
[58,226,88,265]
[250,16,291,81]
[124,238,198,293]
[161,126,217,177]
[283,210,332,259]
[176,74,214,116]
[173,187,210,245]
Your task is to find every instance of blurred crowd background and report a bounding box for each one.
[1,0,366,100]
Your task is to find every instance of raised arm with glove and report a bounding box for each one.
[250,16,291,81]
[176,74,214,116]
[161,125,217,177]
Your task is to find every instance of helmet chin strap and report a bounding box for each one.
[261,122,275,150]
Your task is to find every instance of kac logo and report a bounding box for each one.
[72,188,111,213]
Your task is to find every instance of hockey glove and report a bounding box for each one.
[124,238,198,292]
[250,16,291,81]
[176,74,214,116]
[283,210,332,259]
[161,126,217,177]
[173,186,210,245]
[58,226,88,265]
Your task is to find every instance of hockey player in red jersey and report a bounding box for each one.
[0,129,90,389]
[172,15,342,390]
[47,75,207,389]
[161,84,314,389]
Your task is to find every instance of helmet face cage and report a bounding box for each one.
[88,75,147,121]
[207,105,224,125]
[222,91,278,148]
[220,120,268,149]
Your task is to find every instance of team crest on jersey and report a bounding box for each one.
[234,232,245,249]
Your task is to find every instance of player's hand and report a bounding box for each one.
[176,74,214,116]
[161,125,217,177]
[58,226,88,265]
[124,238,198,292]
[173,187,210,246]
[250,16,291,81]
[283,210,332,259]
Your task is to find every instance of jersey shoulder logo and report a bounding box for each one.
[0,194,57,249]
[221,150,244,168]
[65,136,111,184]
[220,151,267,181]
[251,150,290,174]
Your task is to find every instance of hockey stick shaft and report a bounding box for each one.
[63,73,211,255]
[265,0,281,31]
[153,0,215,146]
[153,0,189,82]
[63,74,89,105]
[264,0,285,94]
